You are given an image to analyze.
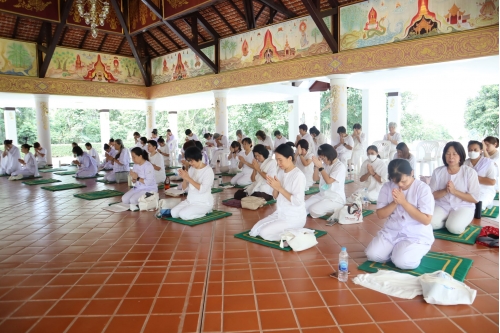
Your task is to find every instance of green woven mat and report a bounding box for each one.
[215,172,237,176]
[305,187,320,195]
[163,210,232,226]
[11,175,42,181]
[370,201,377,205]
[482,206,499,218]
[38,168,67,173]
[495,193,499,200]
[0,174,9,177]
[166,166,181,169]
[312,210,375,220]
[54,171,77,175]
[41,183,87,191]
[358,251,473,282]
[96,179,116,184]
[126,183,177,189]
[73,173,104,179]
[222,198,276,206]
[74,190,124,200]
[434,225,482,245]
[220,182,233,187]
[22,179,61,185]
[234,229,327,252]
[234,184,249,189]
[165,172,176,176]
[211,188,224,194]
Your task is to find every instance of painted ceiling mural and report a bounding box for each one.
[0,0,60,22]
[219,15,332,72]
[129,0,162,34]
[151,45,215,85]
[45,47,145,85]
[0,38,37,77]
[340,0,499,51]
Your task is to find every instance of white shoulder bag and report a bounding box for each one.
[279,228,318,252]
[138,192,159,211]
[419,271,477,305]
[338,203,363,224]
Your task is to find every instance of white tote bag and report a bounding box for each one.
[338,203,363,225]
[138,192,159,211]
[279,228,318,252]
[418,271,477,305]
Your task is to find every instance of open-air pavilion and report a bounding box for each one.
[0,0,498,332]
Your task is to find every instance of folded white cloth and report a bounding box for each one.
[352,270,422,299]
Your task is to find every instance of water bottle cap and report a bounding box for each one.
[341,247,346,251]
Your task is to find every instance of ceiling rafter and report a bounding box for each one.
[98,33,108,51]
[243,0,255,30]
[258,0,295,18]
[300,0,338,53]
[157,25,182,49]
[255,3,266,22]
[116,36,126,53]
[227,0,246,22]
[145,30,170,53]
[79,30,89,48]
[58,26,68,45]
[211,5,236,34]
[11,16,20,39]
[267,8,277,24]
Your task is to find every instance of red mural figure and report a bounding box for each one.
[83,54,118,82]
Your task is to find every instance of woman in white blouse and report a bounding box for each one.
[231,138,254,186]
[228,141,242,173]
[256,130,274,156]
[332,126,354,169]
[309,126,326,156]
[483,136,499,191]
[171,147,214,220]
[234,144,277,201]
[104,139,130,182]
[157,137,170,167]
[273,130,288,150]
[359,145,388,202]
[464,140,496,210]
[430,142,480,234]
[9,144,39,180]
[1,140,21,175]
[250,144,306,241]
[85,142,100,165]
[393,142,416,171]
[305,144,346,218]
[72,146,98,178]
[147,140,166,184]
[383,122,402,160]
[33,142,47,168]
[100,143,116,170]
[295,139,314,190]
[350,123,366,174]
[122,147,158,210]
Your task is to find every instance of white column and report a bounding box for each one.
[327,74,350,143]
[387,92,401,130]
[288,98,299,141]
[362,89,387,146]
[3,107,18,145]
[99,109,110,149]
[297,92,321,130]
[213,90,228,136]
[146,101,156,139]
[168,111,178,141]
[34,94,52,165]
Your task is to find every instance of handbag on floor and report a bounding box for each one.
[241,196,266,210]
[338,203,364,224]
[279,228,318,251]
[476,226,499,247]
[419,271,477,305]
[115,171,129,183]
[138,192,159,211]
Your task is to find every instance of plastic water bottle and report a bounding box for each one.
[338,247,349,282]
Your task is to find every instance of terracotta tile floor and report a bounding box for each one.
[0,173,498,333]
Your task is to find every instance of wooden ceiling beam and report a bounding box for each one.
[11,16,20,39]
[158,25,182,49]
[300,0,338,53]
[243,0,255,30]
[145,31,170,53]
[98,33,108,51]
[258,0,295,18]
[182,17,206,43]
[211,5,236,34]
[116,36,126,53]
[58,26,68,46]
[79,30,89,48]
[267,8,277,24]
[196,12,220,39]
[255,3,266,22]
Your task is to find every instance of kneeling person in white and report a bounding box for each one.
[33,142,47,168]
[171,147,214,220]
[250,144,306,241]
[104,139,130,182]
[10,144,39,180]
[365,159,435,270]
[305,144,346,218]
[295,139,314,190]
[332,126,353,169]
[72,146,98,178]
[430,142,480,234]
[464,140,496,210]
[147,140,166,184]
[122,147,158,207]
[359,145,388,202]
[231,138,254,186]
[85,142,100,165]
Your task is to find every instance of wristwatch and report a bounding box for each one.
[318,167,324,172]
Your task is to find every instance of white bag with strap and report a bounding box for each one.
[279,228,318,252]
[418,271,477,305]
[155,198,181,218]
[338,202,364,224]
[138,192,159,211]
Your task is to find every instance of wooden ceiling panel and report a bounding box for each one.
[82,31,106,51]
[150,28,179,53]
[61,27,85,48]
[100,34,123,54]
[0,12,16,39]
[15,17,43,42]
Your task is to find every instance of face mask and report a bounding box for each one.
[321,183,331,191]
[368,155,377,162]
[468,151,480,159]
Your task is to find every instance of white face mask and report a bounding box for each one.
[468,151,480,159]
[368,155,377,162]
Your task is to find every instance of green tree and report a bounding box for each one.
[51,50,75,72]
[464,85,499,137]
[50,108,100,144]
[109,109,146,146]
[311,28,320,43]
[7,43,32,68]
[16,108,37,144]
[221,40,231,60]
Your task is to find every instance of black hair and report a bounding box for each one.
[242,137,252,147]
[337,126,347,134]
[85,142,92,148]
[109,138,115,143]
[115,139,124,159]
[274,130,281,136]
[72,142,78,147]
[148,140,158,148]
[388,159,413,183]
[253,144,269,159]
[194,141,204,151]
[104,144,110,150]
[158,136,165,144]
[131,147,149,161]
[366,145,380,159]
[442,141,466,167]
[230,141,241,152]
[33,142,41,149]
[275,143,295,162]
[183,140,196,150]
[236,129,243,136]
[140,137,148,145]
[353,123,362,130]
[256,130,266,141]
[204,133,212,139]
[299,124,308,131]
[297,139,309,151]
[167,129,172,133]
[21,144,32,150]
[286,141,295,148]
[185,129,192,135]
[309,126,320,136]
[468,140,483,150]
[396,142,410,159]
[72,146,84,156]
[484,136,499,148]
[152,129,158,135]
[317,144,337,162]
[184,146,202,162]
[133,132,140,137]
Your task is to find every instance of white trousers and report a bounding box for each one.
[37,161,47,168]
[430,205,475,235]
[76,169,96,178]
[338,153,351,170]
[11,168,35,177]
[249,211,306,241]
[171,200,212,220]
[365,231,431,269]
[480,189,496,210]
[351,149,365,174]
[231,172,252,186]
[305,194,345,218]
[122,188,149,205]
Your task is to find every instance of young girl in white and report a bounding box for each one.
[231,138,254,186]
[1,140,21,175]
[305,144,346,218]
[365,159,435,270]
[256,130,274,155]
[249,144,307,241]
[430,142,480,234]
[147,140,166,184]
[234,144,277,201]
[33,142,47,168]
[171,146,214,220]
[9,144,39,180]
[157,137,170,166]
[122,147,158,209]
[228,141,242,173]
[100,144,116,170]
[85,142,100,165]
[464,140,496,210]
[72,146,98,178]
[295,139,314,190]
[359,145,388,202]
[104,139,130,182]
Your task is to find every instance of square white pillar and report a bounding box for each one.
[387,92,401,130]
[213,90,228,136]
[362,89,386,147]
[34,95,52,165]
[3,107,18,146]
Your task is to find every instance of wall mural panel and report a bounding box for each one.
[0,0,60,22]
[46,47,145,85]
[0,38,37,77]
[67,0,123,34]
[340,0,499,51]
[219,15,332,72]
[129,0,162,34]
[151,45,215,85]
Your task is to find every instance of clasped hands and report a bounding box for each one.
[312,156,323,168]
[392,188,407,205]
[266,175,282,191]
[446,180,456,195]
[178,168,191,181]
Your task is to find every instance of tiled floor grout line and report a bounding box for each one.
[218,222,226,333]
[196,222,216,333]
[245,236,263,333]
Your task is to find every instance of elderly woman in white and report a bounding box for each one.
[464,140,496,210]
[383,122,403,161]
[430,142,480,235]
[359,145,388,202]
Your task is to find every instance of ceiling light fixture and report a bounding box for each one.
[75,0,110,38]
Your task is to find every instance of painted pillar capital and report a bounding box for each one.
[33,94,50,103]
[327,74,351,83]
